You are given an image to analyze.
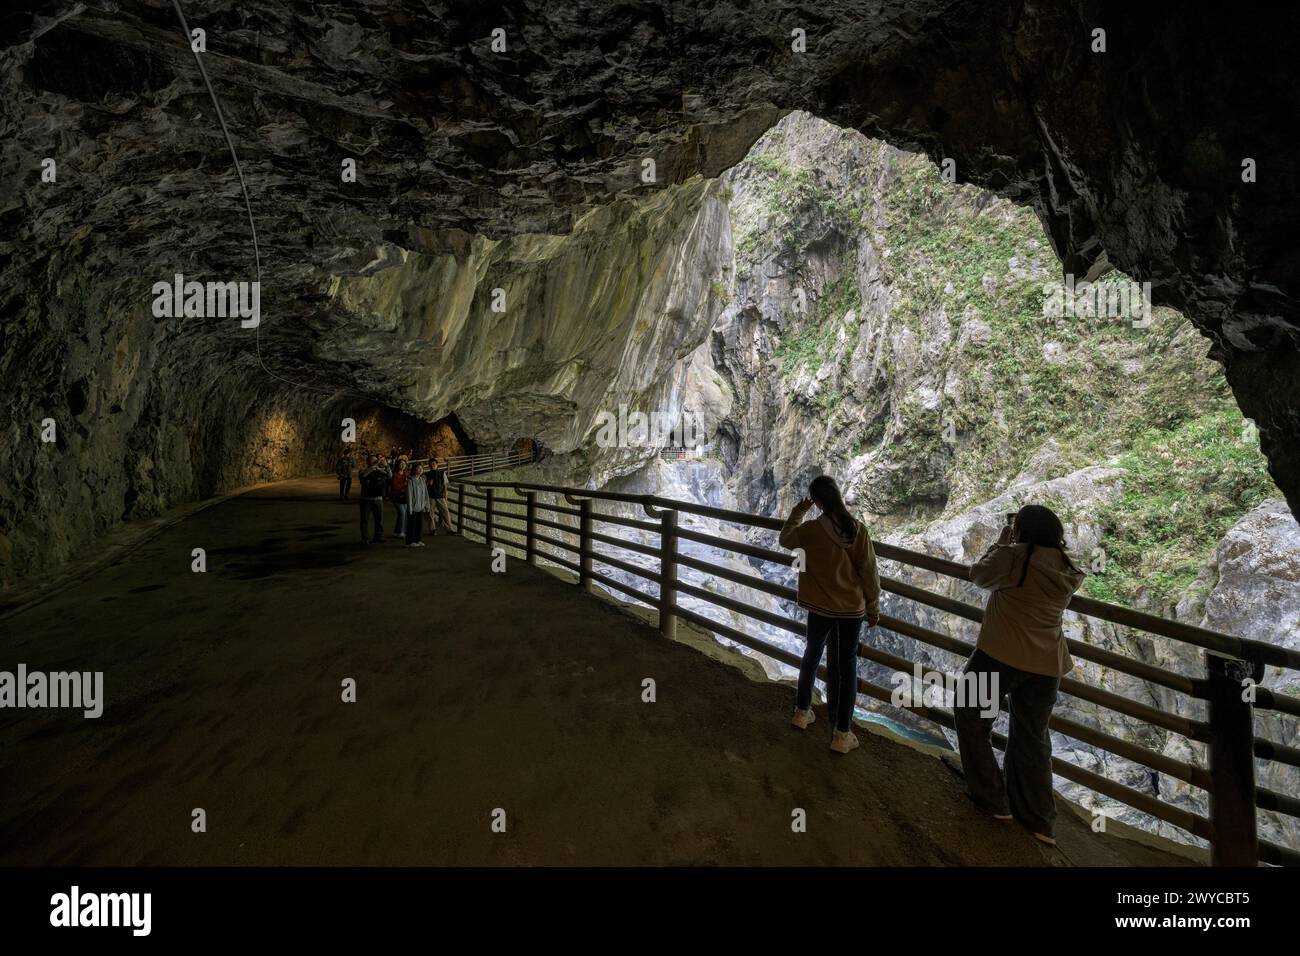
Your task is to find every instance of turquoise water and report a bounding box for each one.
[854,706,953,749]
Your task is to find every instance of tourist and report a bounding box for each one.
[953,504,1085,847]
[390,459,410,537]
[778,474,880,754]
[406,463,430,547]
[357,454,391,544]
[427,458,454,535]
[335,449,356,501]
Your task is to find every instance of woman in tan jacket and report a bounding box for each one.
[779,475,881,754]
[955,504,1084,845]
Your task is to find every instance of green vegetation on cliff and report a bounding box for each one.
[1084,411,1277,606]
[725,118,1279,612]
[773,259,860,383]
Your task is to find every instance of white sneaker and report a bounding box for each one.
[415,542,426,548]
[830,730,860,754]
[790,708,815,730]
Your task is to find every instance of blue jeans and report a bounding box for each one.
[796,612,863,732]
[393,502,407,536]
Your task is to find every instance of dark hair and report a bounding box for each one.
[1013,504,1082,586]
[809,475,857,545]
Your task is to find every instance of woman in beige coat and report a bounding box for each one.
[955,504,1084,845]
[779,475,881,755]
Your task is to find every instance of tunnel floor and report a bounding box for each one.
[0,477,1191,866]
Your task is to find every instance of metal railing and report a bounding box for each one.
[448,477,1300,867]
[440,448,535,480]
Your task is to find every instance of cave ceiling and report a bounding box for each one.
[4,1,1299,506]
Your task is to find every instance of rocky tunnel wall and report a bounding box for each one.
[0,252,452,593]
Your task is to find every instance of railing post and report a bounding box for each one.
[525,491,537,565]
[485,487,495,547]
[1205,651,1263,866]
[658,508,678,640]
[456,484,465,535]
[578,499,593,592]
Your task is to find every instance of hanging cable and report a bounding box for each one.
[169,0,342,397]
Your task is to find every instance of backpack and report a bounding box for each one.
[391,473,409,505]
[360,469,387,498]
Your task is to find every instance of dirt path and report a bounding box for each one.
[0,477,1192,866]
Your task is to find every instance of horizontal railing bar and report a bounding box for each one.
[533,516,578,536]
[538,551,582,576]
[883,581,1205,693]
[1257,787,1300,821]
[1049,752,1214,840]
[882,576,980,622]
[1260,840,1300,867]
[491,513,527,530]
[674,580,804,635]
[677,552,798,602]
[872,542,1300,671]
[533,531,580,554]
[1063,639,1205,697]
[877,614,1208,740]
[457,479,1299,671]
[535,502,582,518]
[588,530,660,559]
[1254,687,1300,717]
[672,604,804,669]
[854,641,1207,787]
[589,569,661,609]
[1254,737,1300,769]
[586,548,660,584]
[591,511,661,534]
[676,526,794,566]
[848,672,1214,840]
[1068,592,1296,669]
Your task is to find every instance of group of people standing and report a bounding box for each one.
[335,451,455,546]
[781,475,1083,848]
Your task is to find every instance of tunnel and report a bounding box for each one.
[1,0,1298,924]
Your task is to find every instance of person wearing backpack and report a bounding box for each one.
[357,454,391,544]
[779,474,881,755]
[954,504,1085,847]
